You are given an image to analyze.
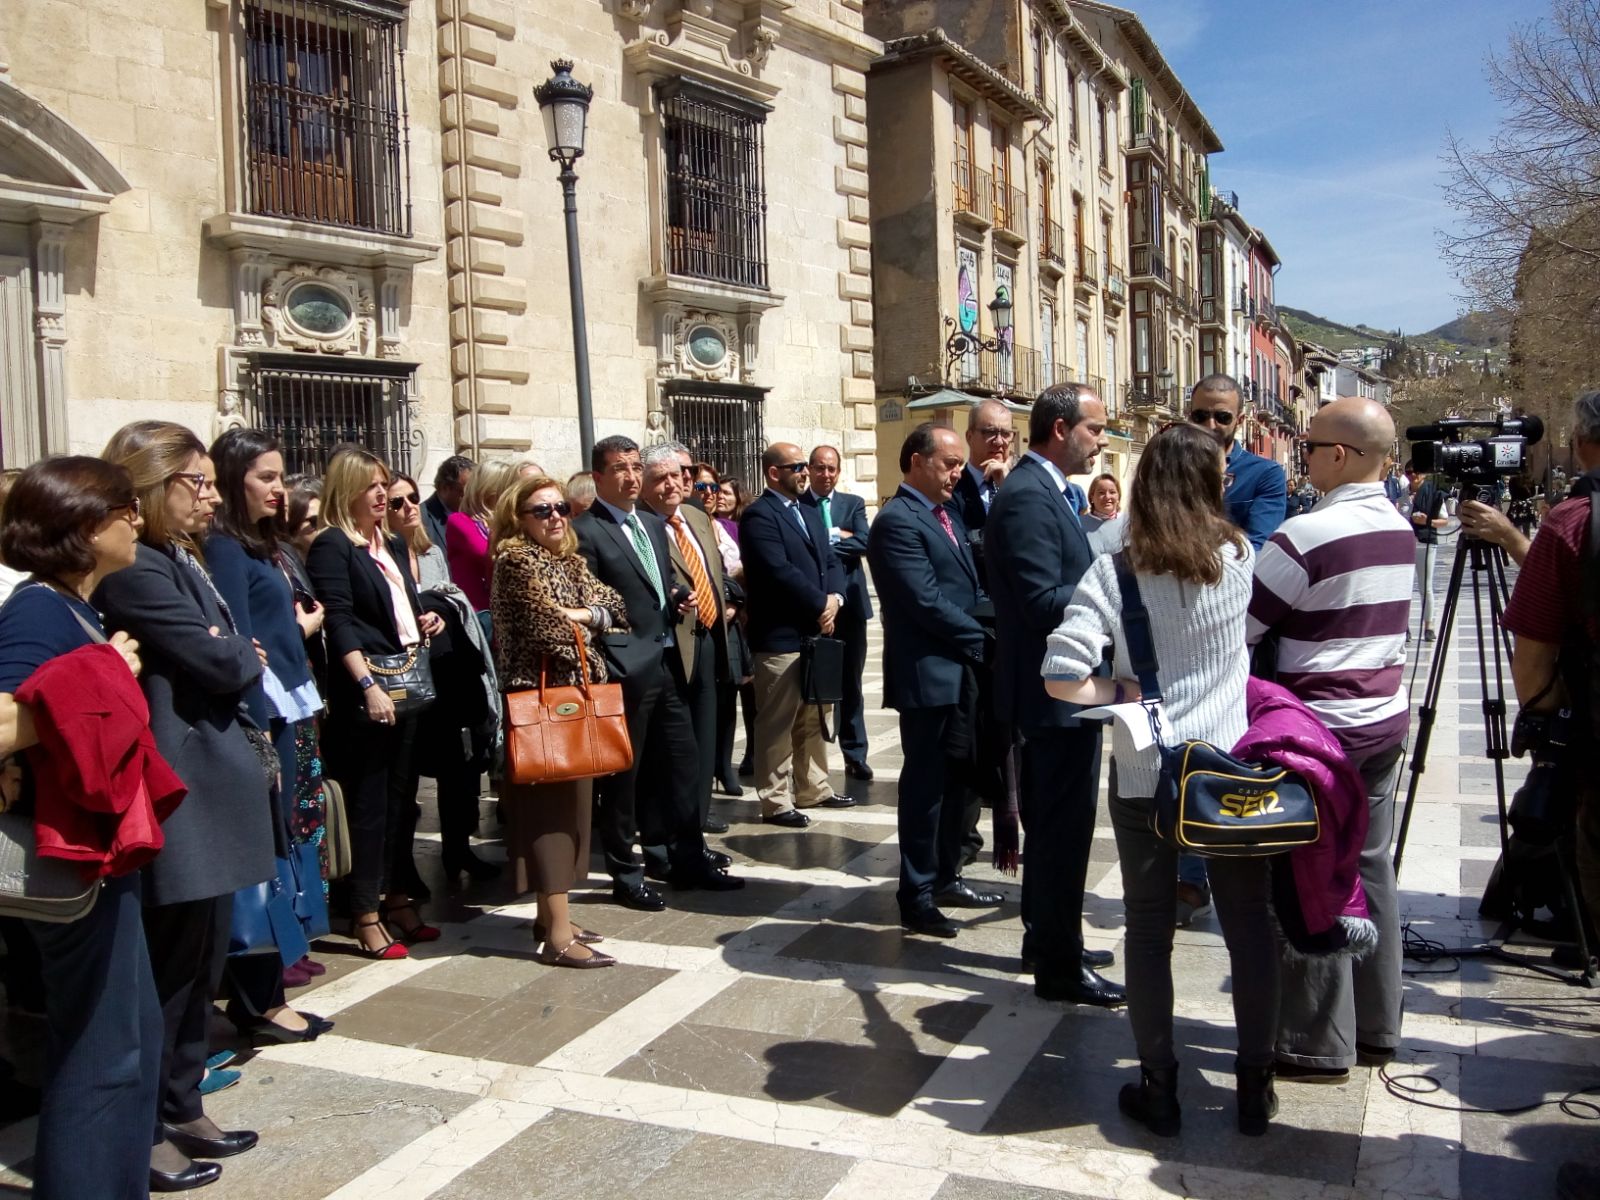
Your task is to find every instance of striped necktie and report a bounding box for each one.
[668,514,717,629]
[624,512,666,607]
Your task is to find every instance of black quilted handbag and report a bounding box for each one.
[1112,553,1319,858]
[364,641,437,718]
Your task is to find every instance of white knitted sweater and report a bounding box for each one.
[1041,542,1255,798]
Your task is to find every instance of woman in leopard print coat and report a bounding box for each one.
[490,475,628,967]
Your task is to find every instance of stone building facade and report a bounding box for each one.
[0,0,880,489]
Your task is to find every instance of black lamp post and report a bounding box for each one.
[942,286,1015,389]
[535,59,597,465]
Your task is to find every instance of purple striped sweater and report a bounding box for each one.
[1246,482,1415,763]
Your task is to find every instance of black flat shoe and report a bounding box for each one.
[900,908,959,938]
[1083,948,1115,969]
[704,848,731,870]
[762,809,811,828]
[844,760,874,781]
[672,868,745,892]
[702,814,730,834]
[1119,1064,1181,1138]
[162,1125,258,1160]
[815,794,859,809]
[150,1161,222,1192]
[933,880,1004,908]
[612,881,667,912]
[1035,966,1127,1007]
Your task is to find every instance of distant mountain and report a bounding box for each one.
[1423,311,1510,349]
[1279,306,1511,356]
[1278,307,1396,352]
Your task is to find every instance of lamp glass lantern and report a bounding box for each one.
[987,286,1013,331]
[535,59,593,168]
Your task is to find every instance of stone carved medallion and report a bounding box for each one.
[262,264,375,355]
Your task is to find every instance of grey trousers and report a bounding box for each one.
[1276,744,1406,1068]
[1110,784,1280,1070]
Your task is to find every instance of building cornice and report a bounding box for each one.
[1068,0,1221,152]
[875,29,1052,124]
[1034,0,1124,92]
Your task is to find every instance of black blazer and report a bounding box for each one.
[948,467,991,534]
[305,527,425,710]
[985,454,1099,733]
[421,494,451,552]
[572,503,676,685]
[740,489,846,654]
[867,487,986,711]
[800,489,872,621]
[93,543,276,906]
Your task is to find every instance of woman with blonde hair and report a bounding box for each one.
[97,420,281,1187]
[490,473,627,967]
[1042,422,1277,1139]
[445,456,530,630]
[307,449,446,959]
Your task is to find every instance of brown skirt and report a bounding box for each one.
[501,776,592,897]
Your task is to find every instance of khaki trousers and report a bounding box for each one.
[752,651,831,816]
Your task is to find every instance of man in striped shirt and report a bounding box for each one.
[1246,397,1415,1083]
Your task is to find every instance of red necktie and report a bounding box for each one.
[934,505,960,548]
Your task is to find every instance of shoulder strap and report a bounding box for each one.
[24,579,107,645]
[1111,552,1163,704]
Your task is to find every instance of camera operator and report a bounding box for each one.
[1402,460,1451,641]
[1499,390,1600,1200]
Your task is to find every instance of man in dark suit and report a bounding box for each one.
[800,444,873,780]
[642,442,730,841]
[422,454,473,550]
[867,422,1003,938]
[741,442,856,828]
[986,383,1126,1007]
[947,397,1016,582]
[572,435,742,911]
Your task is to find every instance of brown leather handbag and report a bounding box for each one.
[504,620,633,786]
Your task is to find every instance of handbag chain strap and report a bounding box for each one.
[1110,552,1166,744]
[366,645,421,675]
[538,619,593,701]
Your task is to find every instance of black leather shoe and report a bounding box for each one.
[612,881,667,912]
[933,880,1004,908]
[844,760,874,781]
[715,776,744,796]
[1083,948,1115,969]
[1035,966,1127,1007]
[815,794,859,809]
[704,848,731,870]
[762,809,811,828]
[702,815,730,834]
[150,1161,222,1192]
[673,867,745,892]
[900,908,959,938]
[162,1125,258,1159]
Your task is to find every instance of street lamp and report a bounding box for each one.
[942,286,1015,389]
[535,59,597,465]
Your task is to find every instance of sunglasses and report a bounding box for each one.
[693,481,722,493]
[1300,439,1366,457]
[521,501,573,519]
[387,494,418,511]
[1189,408,1236,427]
[775,462,808,474]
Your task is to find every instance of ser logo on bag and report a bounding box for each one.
[1219,790,1285,819]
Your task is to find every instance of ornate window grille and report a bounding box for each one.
[240,0,412,235]
[663,381,767,492]
[659,81,769,289]
[245,354,420,475]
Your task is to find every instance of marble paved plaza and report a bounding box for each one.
[1,545,1595,1200]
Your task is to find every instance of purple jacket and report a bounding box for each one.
[1234,678,1374,956]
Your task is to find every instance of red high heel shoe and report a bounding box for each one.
[351,918,409,960]
[381,901,441,944]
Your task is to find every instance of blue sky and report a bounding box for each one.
[1132,0,1528,334]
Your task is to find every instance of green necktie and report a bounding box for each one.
[625,512,666,606]
[820,495,832,532]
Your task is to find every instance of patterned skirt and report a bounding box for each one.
[290,718,328,889]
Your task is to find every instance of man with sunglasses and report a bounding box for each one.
[1189,374,1287,551]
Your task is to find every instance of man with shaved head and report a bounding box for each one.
[1246,397,1415,1084]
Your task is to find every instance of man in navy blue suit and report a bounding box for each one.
[741,442,856,828]
[868,423,1003,938]
[801,445,873,780]
[986,383,1125,1006]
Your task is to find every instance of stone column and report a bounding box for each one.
[31,221,70,455]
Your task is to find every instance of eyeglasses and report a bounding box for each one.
[693,481,722,493]
[387,494,418,511]
[520,501,573,519]
[1189,408,1236,427]
[1300,439,1367,457]
[976,426,1015,441]
[171,471,216,495]
[110,498,142,521]
[775,462,808,475]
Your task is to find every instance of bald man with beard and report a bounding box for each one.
[1246,398,1416,1084]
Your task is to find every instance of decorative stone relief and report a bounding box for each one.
[618,0,651,18]
[656,307,754,383]
[260,263,376,356]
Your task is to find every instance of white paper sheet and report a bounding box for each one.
[1076,702,1166,752]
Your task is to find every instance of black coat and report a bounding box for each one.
[800,489,873,621]
[985,454,1099,732]
[867,487,986,711]
[740,489,845,654]
[421,494,451,553]
[572,504,677,685]
[93,543,276,906]
[305,527,426,713]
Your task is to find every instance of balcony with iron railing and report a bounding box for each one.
[1199,294,1224,327]
[994,182,1027,241]
[1126,380,1180,413]
[1104,265,1127,308]
[952,341,1045,398]
[1173,275,1196,318]
[1039,216,1067,271]
[1256,298,1279,324]
[1127,128,1166,163]
[1129,244,1170,288]
[1207,189,1239,221]
[953,161,994,225]
[1234,284,1250,314]
[1075,245,1098,293]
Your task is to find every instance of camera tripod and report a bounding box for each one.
[1391,531,1598,988]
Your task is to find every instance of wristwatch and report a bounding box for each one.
[357,674,376,691]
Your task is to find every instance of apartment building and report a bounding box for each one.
[0,0,880,488]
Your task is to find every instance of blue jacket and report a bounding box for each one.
[799,489,872,621]
[1226,443,1288,550]
[740,489,845,654]
[205,531,314,729]
[867,486,986,711]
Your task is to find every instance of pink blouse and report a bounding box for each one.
[444,511,492,612]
